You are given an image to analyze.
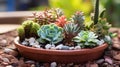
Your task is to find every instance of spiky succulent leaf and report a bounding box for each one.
[70,11,85,29]
[63,22,80,46]
[37,24,63,44]
[55,16,68,27]
[73,31,101,48]
[17,26,25,42]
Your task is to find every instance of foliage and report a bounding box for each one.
[17,20,40,41]
[73,31,100,48]
[37,24,63,44]
[70,11,85,29]
[32,8,63,26]
[55,16,68,27]
[63,22,80,46]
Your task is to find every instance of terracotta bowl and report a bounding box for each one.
[14,37,108,63]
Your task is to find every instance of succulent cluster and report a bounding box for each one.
[17,6,113,49]
[32,8,64,26]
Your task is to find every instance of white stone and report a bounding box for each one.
[56,44,64,50]
[3,48,13,53]
[29,37,36,43]
[50,62,57,67]
[74,46,81,50]
[2,58,10,63]
[22,41,28,45]
[97,39,105,45]
[69,47,74,50]
[45,44,52,49]
[32,44,41,48]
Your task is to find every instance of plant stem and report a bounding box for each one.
[94,0,99,24]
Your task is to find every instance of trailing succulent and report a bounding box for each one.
[73,31,102,48]
[37,24,64,44]
[17,20,40,42]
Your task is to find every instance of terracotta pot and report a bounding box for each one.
[14,37,108,63]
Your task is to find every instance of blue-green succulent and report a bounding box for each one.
[37,24,64,44]
[73,31,101,48]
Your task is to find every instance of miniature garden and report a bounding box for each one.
[1,0,120,67]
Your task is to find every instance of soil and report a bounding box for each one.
[0,28,120,67]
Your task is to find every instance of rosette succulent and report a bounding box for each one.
[73,31,102,48]
[37,24,64,44]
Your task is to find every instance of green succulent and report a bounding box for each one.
[17,26,25,42]
[17,20,40,41]
[73,31,100,48]
[37,24,63,44]
[70,11,85,30]
[63,22,80,46]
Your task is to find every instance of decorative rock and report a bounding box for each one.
[104,56,113,64]
[74,46,81,50]
[67,63,74,67]
[45,44,52,49]
[3,48,18,56]
[2,58,10,63]
[56,44,64,50]
[113,54,120,61]
[50,62,57,67]
[112,44,120,50]
[6,65,13,67]
[90,63,98,67]
[29,37,36,43]
[25,60,35,64]
[21,41,28,46]
[69,47,74,50]
[0,39,7,46]
[96,59,104,64]
[31,64,36,67]
[32,44,41,48]
[97,39,104,45]
[61,46,69,50]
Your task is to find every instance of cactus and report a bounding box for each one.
[37,24,64,44]
[94,0,99,24]
[17,26,25,42]
[70,11,85,29]
[17,20,40,41]
[55,16,68,27]
[73,31,100,48]
[63,22,80,46]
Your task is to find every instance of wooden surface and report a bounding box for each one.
[0,11,38,24]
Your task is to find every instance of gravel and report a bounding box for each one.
[0,29,120,67]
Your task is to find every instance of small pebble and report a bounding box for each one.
[29,37,36,43]
[113,54,120,61]
[45,44,52,49]
[22,41,28,46]
[74,46,81,50]
[61,46,69,50]
[104,56,113,64]
[56,44,64,50]
[69,47,74,50]
[2,58,10,63]
[32,44,41,48]
[96,59,104,64]
[25,60,35,64]
[0,39,7,46]
[50,62,57,67]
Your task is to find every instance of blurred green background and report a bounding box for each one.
[1,0,119,27]
[30,0,120,27]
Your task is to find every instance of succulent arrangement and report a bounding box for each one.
[17,0,115,50]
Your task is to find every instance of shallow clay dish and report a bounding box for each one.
[14,37,108,63]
